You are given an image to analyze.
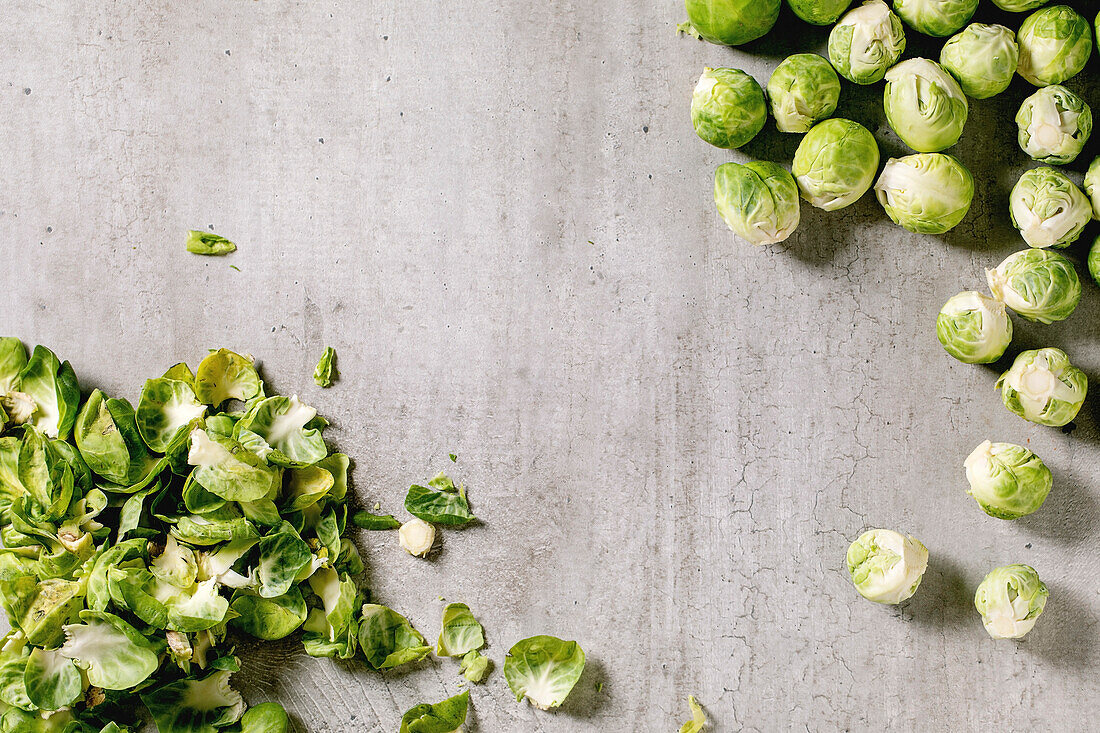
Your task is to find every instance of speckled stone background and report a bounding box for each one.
[2,0,1099,730]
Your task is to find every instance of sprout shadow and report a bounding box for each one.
[898,552,973,632]
[553,657,608,720]
[1017,464,1099,546]
[1020,581,1100,672]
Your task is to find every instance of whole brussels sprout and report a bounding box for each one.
[1009,167,1091,248]
[964,441,1052,520]
[894,0,977,38]
[875,154,974,234]
[991,0,1050,10]
[936,292,1012,364]
[1083,156,1100,218]
[1016,5,1093,87]
[691,68,766,149]
[828,1,907,85]
[791,119,880,211]
[846,529,928,604]
[683,0,780,46]
[884,59,968,152]
[939,24,1019,99]
[1089,236,1100,287]
[986,248,1081,324]
[974,565,1048,639]
[766,54,841,134]
[997,347,1087,427]
[1016,85,1092,164]
[714,162,801,245]
[787,0,853,25]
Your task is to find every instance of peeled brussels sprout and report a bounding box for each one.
[997,347,1087,427]
[1089,236,1100,286]
[974,565,1048,639]
[846,529,928,604]
[766,54,841,134]
[986,248,1081,324]
[399,518,436,557]
[691,68,766,149]
[1009,167,1091,249]
[1083,156,1100,218]
[787,0,853,25]
[884,59,968,153]
[1016,85,1092,164]
[936,292,1012,364]
[792,119,880,211]
[964,441,1052,519]
[894,0,977,37]
[828,1,907,85]
[1016,5,1093,87]
[991,0,1050,10]
[875,154,974,234]
[714,162,801,245]
[682,0,779,46]
[939,24,1019,99]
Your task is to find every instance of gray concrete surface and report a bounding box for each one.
[3,0,1100,730]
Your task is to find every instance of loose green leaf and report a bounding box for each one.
[680,695,707,733]
[193,349,262,407]
[399,690,469,733]
[58,611,159,690]
[23,647,81,711]
[16,346,80,440]
[141,669,245,732]
[240,702,289,733]
[230,587,307,641]
[313,347,337,388]
[357,603,431,670]
[236,396,327,467]
[504,635,586,710]
[255,522,312,598]
[437,603,485,657]
[187,429,281,502]
[351,511,401,530]
[460,650,490,683]
[186,230,237,256]
[404,473,474,526]
[136,378,207,453]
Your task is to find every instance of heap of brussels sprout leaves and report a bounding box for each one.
[0,340,587,731]
[681,0,1100,641]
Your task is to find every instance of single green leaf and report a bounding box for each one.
[141,669,245,732]
[399,690,469,733]
[193,349,262,407]
[136,378,206,453]
[437,602,485,657]
[404,473,474,526]
[460,650,490,683]
[504,635,586,710]
[23,647,81,711]
[357,603,431,670]
[58,611,159,690]
[680,695,707,733]
[351,510,401,530]
[240,702,289,733]
[230,587,307,641]
[186,230,237,256]
[187,429,281,502]
[313,347,337,388]
[15,346,80,440]
[235,395,327,467]
[0,338,28,395]
[255,521,312,598]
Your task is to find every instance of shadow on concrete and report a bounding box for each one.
[1017,464,1099,546]
[901,552,973,632]
[1021,581,1099,672]
[554,657,608,720]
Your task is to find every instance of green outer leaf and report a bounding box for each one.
[189,430,281,502]
[679,695,707,733]
[0,650,33,712]
[0,338,27,394]
[313,347,337,388]
[136,378,207,453]
[256,521,312,598]
[59,611,159,690]
[351,510,401,530]
[108,566,168,628]
[460,650,490,683]
[357,603,431,670]
[140,669,245,732]
[186,230,237,256]
[503,635,586,710]
[235,395,327,467]
[404,477,474,526]
[3,577,84,648]
[400,690,469,733]
[240,702,289,733]
[230,587,307,640]
[162,362,196,387]
[437,602,485,657]
[194,349,262,407]
[23,647,81,711]
[316,452,348,502]
[15,346,80,440]
[166,579,231,633]
[281,465,333,512]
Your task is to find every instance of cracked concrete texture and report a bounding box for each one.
[2,0,1100,730]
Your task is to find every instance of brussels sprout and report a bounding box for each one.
[682,0,779,46]
[846,529,928,604]
[991,0,1049,10]
[1016,85,1092,164]
[974,565,1048,639]
[986,248,1081,324]
[1016,6,1092,87]
[964,441,1052,520]
[884,59,968,152]
[1009,166,1091,248]
[874,154,974,233]
[936,292,1012,364]
[787,0,853,25]
[504,635,586,710]
[714,162,801,245]
[1089,236,1100,286]
[997,347,1087,427]
[940,24,1019,99]
[828,1,907,84]
[399,518,436,557]
[313,346,337,387]
[690,68,766,149]
[792,119,880,211]
[894,0,976,37]
[766,54,841,134]
[1083,156,1100,218]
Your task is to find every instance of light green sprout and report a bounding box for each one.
[1090,236,1100,287]
[1084,156,1100,218]
[884,58,968,152]
[974,565,1048,639]
[787,0,853,25]
[997,347,1087,427]
[936,292,1012,364]
[940,24,1019,99]
[846,529,928,604]
[461,650,490,683]
[1009,166,1091,248]
[964,441,1052,519]
[986,248,1081,324]
[766,54,841,134]
[504,635,586,710]
[714,162,801,245]
[991,0,1050,10]
[894,0,977,37]
[690,68,766,149]
[1016,85,1092,164]
[792,119,880,211]
[874,154,974,234]
[828,1,907,85]
[1016,5,1093,87]
[682,0,779,45]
